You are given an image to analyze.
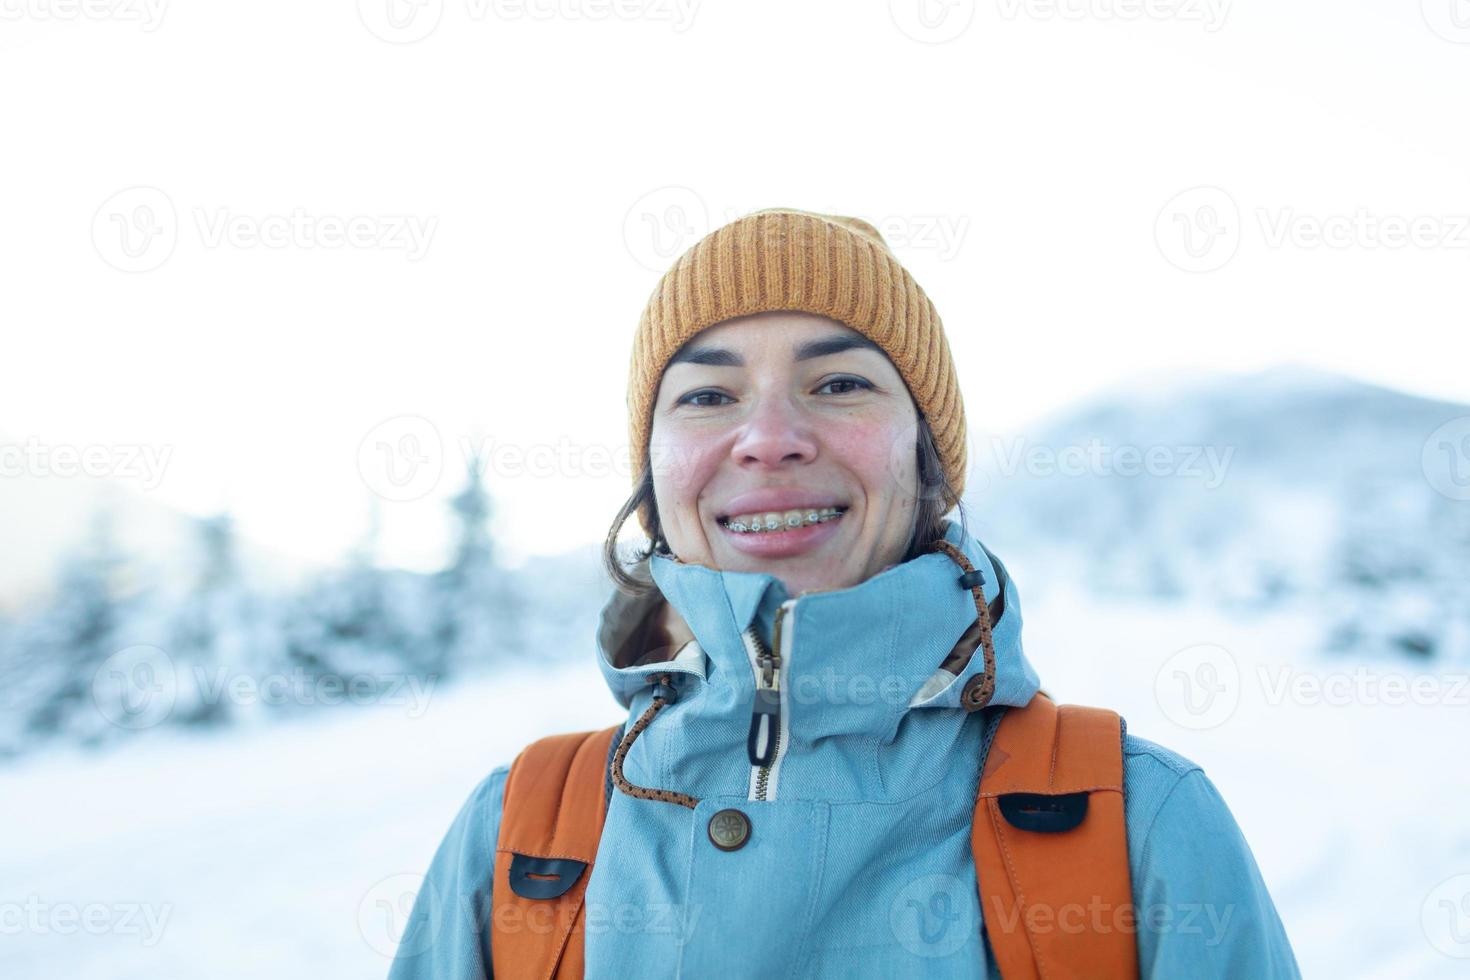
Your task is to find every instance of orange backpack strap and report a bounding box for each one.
[973,693,1139,980]
[491,724,621,980]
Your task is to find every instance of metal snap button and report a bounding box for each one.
[707,808,751,851]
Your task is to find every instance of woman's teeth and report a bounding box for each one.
[721,507,846,534]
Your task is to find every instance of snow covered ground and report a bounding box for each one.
[2,588,1466,978]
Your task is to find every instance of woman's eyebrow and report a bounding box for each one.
[669,333,883,368]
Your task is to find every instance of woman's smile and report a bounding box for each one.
[715,504,850,559]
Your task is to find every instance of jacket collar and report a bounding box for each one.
[595,518,1040,720]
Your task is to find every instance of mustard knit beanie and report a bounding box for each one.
[627,207,967,536]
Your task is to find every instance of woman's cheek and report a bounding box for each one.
[650,431,724,507]
[826,419,911,495]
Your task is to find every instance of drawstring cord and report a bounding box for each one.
[610,672,701,810]
[609,541,998,809]
[930,538,998,711]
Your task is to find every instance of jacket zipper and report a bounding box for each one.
[745,598,796,802]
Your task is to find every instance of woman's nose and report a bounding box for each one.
[729,395,818,469]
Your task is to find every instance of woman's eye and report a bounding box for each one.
[680,390,732,407]
[818,376,871,395]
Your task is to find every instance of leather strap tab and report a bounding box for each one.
[974,693,1139,979]
[491,725,620,980]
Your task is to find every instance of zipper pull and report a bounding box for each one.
[746,637,781,767]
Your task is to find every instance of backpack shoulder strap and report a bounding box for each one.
[973,692,1139,979]
[491,724,621,980]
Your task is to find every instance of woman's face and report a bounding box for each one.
[648,311,921,596]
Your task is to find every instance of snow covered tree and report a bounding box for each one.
[432,450,521,671]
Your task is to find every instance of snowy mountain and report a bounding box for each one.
[963,365,1470,660]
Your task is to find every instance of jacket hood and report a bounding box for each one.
[599,516,1036,705]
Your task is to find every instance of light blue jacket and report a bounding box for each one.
[389,518,1301,978]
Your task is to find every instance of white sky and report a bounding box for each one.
[3,0,1466,573]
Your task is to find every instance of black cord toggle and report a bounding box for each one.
[957,568,986,591]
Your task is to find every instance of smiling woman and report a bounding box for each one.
[389,208,1302,979]
[609,311,960,596]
